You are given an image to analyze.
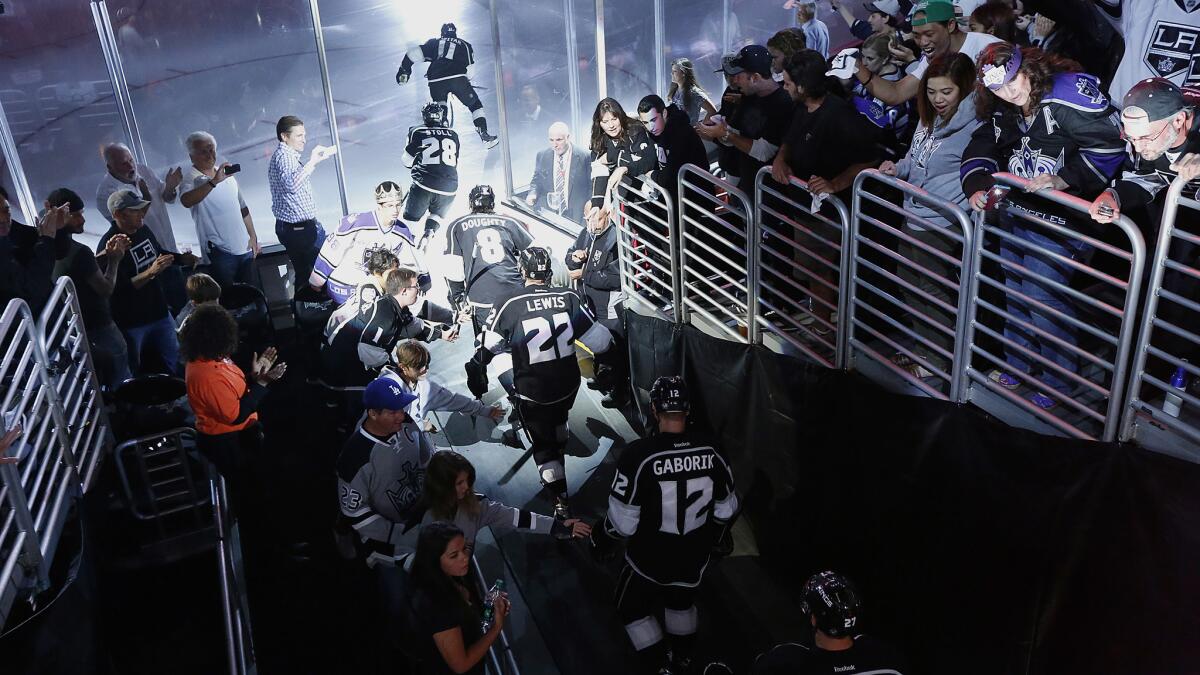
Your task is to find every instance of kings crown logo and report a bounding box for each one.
[1145,21,1200,87]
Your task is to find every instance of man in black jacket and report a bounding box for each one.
[567,206,627,408]
[0,187,61,313]
[638,95,707,203]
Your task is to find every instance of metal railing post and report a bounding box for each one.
[90,0,148,165]
[595,0,607,101]
[563,0,584,143]
[0,83,39,226]
[489,0,515,199]
[308,0,350,217]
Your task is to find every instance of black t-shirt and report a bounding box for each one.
[650,105,708,200]
[784,95,880,196]
[444,213,533,307]
[733,86,794,191]
[97,224,169,329]
[412,584,485,675]
[56,239,112,331]
[752,635,907,675]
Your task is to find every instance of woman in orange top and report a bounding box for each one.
[179,303,285,483]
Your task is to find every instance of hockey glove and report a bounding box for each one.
[395,67,410,85]
[447,279,467,313]
[588,522,623,564]
[465,358,490,399]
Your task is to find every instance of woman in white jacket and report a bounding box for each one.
[878,52,982,382]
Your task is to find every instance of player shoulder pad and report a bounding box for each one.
[337,211,375,234]
[1042,72,1110,114]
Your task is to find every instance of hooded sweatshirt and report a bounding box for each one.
[895,93,982,231]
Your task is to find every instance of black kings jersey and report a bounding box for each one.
[405,126,459,195]
[607,430,738,587]
[752,635,907,675]
[419,36,475,81]
[444,213,534,308]
[483,285,606,404]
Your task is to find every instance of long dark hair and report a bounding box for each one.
[969,3,1019,43]
[410,522,478,610]
[425,451,479,520]
[178,304,238,362]
[974,43,1083,119]
[917,53,977,128]
[589,97,643,156]
[668,58,708,115]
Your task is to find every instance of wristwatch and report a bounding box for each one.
[207,179,217,189]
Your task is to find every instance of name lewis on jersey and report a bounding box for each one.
[1146,21,1200,87]
[653,453,715,476]
[525,295,566,312]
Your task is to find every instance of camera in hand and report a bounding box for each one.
[224,163,242,176]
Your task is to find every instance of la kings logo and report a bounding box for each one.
[1175,0,1200,12]
[1145,21,1200,87]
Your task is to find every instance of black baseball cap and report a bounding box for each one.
[717,45,773,78]
[1122,78,1187,123]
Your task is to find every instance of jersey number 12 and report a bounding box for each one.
[659,476,713,535]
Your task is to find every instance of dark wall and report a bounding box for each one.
[627,311,1200,675]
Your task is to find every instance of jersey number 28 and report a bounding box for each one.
[659,476,714,536]
[522,311,573,365]
[421,137,458,167]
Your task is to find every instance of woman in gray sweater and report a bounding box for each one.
[878,52,982,382]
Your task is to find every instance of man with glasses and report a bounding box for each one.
[309,181,430,304]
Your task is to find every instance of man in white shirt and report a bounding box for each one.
[179,131,260,289]
[96,143,187,311]
[525,122,591,222]
[852,0,1001,105]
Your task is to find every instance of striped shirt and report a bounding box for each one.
[267,142,317,222]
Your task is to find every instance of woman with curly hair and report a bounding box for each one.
[765,28,807,81]
[180,303,285,482]
[666,57,717,125]
[419,450,591,552]
[963,42,1124,410]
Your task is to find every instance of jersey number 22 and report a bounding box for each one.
[522,311,573,364]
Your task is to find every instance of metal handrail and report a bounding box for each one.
[471,556,519,675]
[1120,176,1200,445]
[611,177,681,322]
[847,169,975,399]
[37,277,113,492]
[753,166,851,368]
[677,163,756,343]
[962,172,1145,441]
[211,470,256,675]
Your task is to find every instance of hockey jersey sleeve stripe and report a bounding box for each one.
[713,492,739,522]
[607,495,641,537]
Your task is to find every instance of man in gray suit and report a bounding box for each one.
[526,122,591,223]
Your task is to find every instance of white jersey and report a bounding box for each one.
[1097,0,1200,102]
[309,210,428,305]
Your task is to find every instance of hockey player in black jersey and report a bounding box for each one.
[396,22,499,149]
[467,246,613,519]
[404,102,460,248]
[751,571,907,675]
[593,376,739,675]
[445,184,534,334]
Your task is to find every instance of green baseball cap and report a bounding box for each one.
[910,0,955,25]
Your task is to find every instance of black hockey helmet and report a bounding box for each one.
[441,22,457,37]
[422,101,449,127]
[519,246,553,282]
[469,185,496,213]
[649,376,690,415]
[799,571,861,639]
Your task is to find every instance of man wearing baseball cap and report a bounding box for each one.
[97,188,198,376]
[852,0,999,106]
[826,0,900,42]
[335,375,431,567]
[697,44,794,193]
[1090,78,1200,227]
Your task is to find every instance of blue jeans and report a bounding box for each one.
[275,219,325,290]
[998,221,1092,395]
[121,313,180,376]
[207,245,255,290]
[89,322,131,391]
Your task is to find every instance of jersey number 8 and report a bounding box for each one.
[421,137,458,167]
[522,311,573,365]
[474,228,505,264]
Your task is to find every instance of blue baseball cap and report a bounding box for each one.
[363,377,417,411]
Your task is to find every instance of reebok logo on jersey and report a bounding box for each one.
[1145,22,1200,87]
[653,454,714,475]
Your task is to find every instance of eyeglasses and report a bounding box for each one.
[1120,121,1172,144]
